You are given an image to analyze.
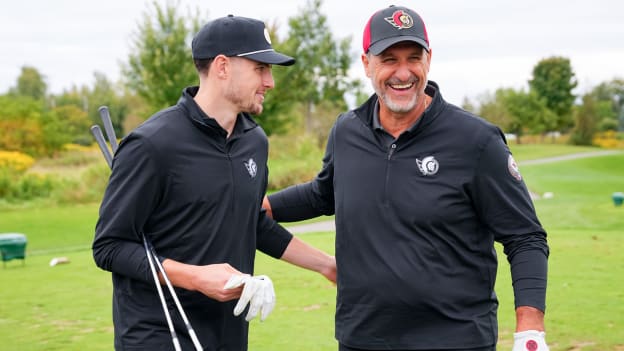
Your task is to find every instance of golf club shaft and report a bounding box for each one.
[90,125,112,168]
[143,237,183,351]
[150,244,203,350]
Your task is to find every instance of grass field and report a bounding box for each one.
[0,145,623,350]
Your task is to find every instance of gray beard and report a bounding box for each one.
[377,90,418,114]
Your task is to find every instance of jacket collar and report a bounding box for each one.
[178,86,259,138]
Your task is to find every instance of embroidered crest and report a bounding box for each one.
[244,158,257,178]
[508,154,522,181]
[415,156,439,176]
[384,10,414,30]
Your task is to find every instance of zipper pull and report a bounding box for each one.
[388,143,397,160]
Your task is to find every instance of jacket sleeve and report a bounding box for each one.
[471,131,549,311]
[255,209,294,259]
[268,123,337,221]
[92,134,162,283]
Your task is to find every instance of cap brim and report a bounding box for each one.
[368,36,429,55]
[240,50,295,66]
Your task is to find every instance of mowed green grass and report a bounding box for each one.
[0,147,623,350]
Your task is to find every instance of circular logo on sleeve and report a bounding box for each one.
[508,155,522,181]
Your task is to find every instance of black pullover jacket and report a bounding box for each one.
[269,81,548,349]
[93,87,293,350]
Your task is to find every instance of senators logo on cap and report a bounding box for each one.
[384,10,414,29]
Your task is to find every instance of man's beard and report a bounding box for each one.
[372,78,419,114]
[225,84,263,115]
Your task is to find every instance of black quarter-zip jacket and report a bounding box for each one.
[269,81,549,350]
[93,86,293,350]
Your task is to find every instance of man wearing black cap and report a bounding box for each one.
[93,14,336,350]
[264,5,550,351]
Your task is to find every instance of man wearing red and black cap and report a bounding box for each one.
[264,5,550,351]
[94,14,336,351]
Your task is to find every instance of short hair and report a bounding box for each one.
[194,58,214,75]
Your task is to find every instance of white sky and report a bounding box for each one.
[1,0,623,105]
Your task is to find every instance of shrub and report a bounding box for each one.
[54,163,110,204]
[0,169,57,201]
[593,130,624,148]
[267,134,325,190]
[0,150,35,173]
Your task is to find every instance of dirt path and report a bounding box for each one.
[284,149,624,234]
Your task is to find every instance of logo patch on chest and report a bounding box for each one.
[415,156,439,176]
[244,158,257,178]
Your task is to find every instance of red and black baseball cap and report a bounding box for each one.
[363,5,429,55]
[192,15,295,66]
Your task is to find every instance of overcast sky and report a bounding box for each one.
[1,0,623,105]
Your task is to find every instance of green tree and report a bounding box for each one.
[503,89,557,142]
[0,95,45,155]
[479,88,556,144]
[122,1,201,111]
[38,105,87,153]
[570,94,599,145]
[9,66,47,101]
[274,0,358,136]
[587,78,624,131]
[53,73,137,140]
[478,90,515,133]
[528,56,577,131]
[88,72,129,138]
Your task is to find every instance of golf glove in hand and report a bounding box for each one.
[224,274,275,322]
[512,330,549,351]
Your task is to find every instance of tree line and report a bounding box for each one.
[467,57,624,144]
[1,0,623,157]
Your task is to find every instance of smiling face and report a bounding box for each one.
[363,41,431,116]
[224,57,275,115]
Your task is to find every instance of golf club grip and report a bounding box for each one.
[90,125,113,168]
[98,106,119,153]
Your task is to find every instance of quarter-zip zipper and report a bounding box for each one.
[225,138,235,211]
[383,143,397,205]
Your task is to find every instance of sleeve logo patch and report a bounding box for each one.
[508,154,522,181]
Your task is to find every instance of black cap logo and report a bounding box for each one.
[384,10,414,30]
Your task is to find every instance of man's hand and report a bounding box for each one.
[512,330,549,351]
[162,261,244,302]
[224,274,276,321]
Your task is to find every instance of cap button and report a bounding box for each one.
[227,14,234,17]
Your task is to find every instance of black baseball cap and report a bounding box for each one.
[363,5,429,55]
[192,15,295,66]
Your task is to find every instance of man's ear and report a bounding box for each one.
[426,48,433,73]
[212,55,229,79]
[361,53,372,78]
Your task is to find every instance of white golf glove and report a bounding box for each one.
[224,274,275,322]
[512,330,550,351]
